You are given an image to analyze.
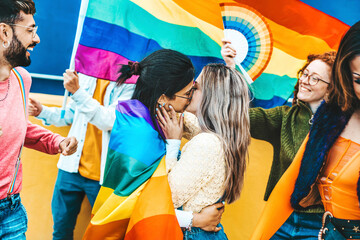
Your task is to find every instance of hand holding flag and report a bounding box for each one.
[63,70,80,94]
[221,39,236,68]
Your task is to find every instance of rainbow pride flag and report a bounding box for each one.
[74,0,225,83]
[73,0,358,109]
[224,0,358,107]
[83,100,182,239]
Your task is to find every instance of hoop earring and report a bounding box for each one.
[2,41,10,49]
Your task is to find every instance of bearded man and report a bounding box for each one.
[0,1,78,238]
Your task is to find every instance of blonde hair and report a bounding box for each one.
[197,64,250,204]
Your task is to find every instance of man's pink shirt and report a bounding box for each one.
[0,67,64,200]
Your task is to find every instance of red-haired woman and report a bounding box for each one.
[252,20,360,240]
[222,43,336,238]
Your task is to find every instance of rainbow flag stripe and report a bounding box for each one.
[75,0,225,82]
[83,100,182,239]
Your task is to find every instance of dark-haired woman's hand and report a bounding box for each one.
[156,105,183,140]
[193,202,225,232]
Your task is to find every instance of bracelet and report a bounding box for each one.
[186,213,193,232]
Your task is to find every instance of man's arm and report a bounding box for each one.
[24,121,77,155]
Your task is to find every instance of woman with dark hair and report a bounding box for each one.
[222,42,336,238]
[157,63,250,239]
[84,49,224,239]
[251,20,360,240]
[118,49,196,115]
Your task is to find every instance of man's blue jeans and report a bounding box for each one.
[270,212,323,239]
[51,169,101,240]
[0,194,28,240]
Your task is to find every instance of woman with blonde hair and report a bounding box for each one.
[157,63,251,239]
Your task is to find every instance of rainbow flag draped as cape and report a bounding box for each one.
[74,0,225,82]
[83,100,182,240]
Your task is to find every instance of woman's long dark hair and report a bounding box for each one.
[328,20,360,112]
[117,49,195,140]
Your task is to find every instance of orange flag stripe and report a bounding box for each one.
[127,175,176,227]
[172,0,223,29]
[125,158,182,239]
[250,135,309,240]
[125,214,183,240]
[267,18,335,60]
[83,218,130,240]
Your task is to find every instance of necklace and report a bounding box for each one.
[0,78,10,101]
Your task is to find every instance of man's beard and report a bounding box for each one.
[4,33,32,67]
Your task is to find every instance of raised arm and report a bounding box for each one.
[74,83,134,131]
[221,39,236,68]
[30,71,134,131]
[250,106,286,144]
[63,71,134,131]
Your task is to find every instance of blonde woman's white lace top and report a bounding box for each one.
[166,132,226,212]
[183,111,201,140]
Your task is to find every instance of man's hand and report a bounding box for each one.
[221,39,236,68]
[192,202,225,232]
[59,136,78,156]
[28,98,43,117]
[63,70,80,94]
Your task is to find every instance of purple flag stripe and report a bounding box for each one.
[115,100,165,139]
[75,44,138,83]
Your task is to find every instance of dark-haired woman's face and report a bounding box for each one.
[160,80,195,113]
[350,55,360,100]
[186,75,202,115]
